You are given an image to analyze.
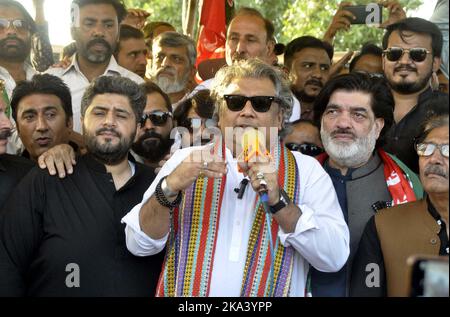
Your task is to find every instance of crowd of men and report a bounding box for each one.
[0,0,448,297]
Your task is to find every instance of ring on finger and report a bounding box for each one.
[256,171,265,180]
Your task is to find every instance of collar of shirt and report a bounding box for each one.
[62,54,122,77]
[324,151,381,182]
[0,63,38,97]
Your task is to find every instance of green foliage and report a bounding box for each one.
[123,0,424,51]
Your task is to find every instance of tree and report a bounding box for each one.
[123,0,424,51]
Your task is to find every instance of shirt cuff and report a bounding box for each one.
[121,201,168,256]
[277,204,319,247]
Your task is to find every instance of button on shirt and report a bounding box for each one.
[122,144,350,297]
[45,55,145,133]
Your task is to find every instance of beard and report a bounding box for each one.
[152,66,190,94]
[132,130,173,163]
[321,124,378,168]
[84,126,134,165]
[0,36,31,62]
[292,87,316,104]
[80,38,114,64]
[0,128,12,140]
[388,65,432,94]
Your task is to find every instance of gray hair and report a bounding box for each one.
[153,31,197,67]
[420,114,449,143]
[80,76,146,123]
[210,58,293,137]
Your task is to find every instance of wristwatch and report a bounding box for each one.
[269,188,291,214]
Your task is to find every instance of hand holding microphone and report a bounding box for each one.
[237,129,280,205]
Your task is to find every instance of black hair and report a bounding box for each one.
[115,24,145,55]
[173,90,214,126]
[313,72,394,148]
[0,0,36,34]
[349,43,383,72]
[11,74,73,123]
[140,81,172,113]
[416,94,449,143]
[284,36,334,70]
[80,76,146,123]
[382,17,443,58]
[72,0,127,24]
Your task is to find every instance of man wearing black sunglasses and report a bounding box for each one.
[382,17,448,174]
[351,113,449,297]
[132,81,174,172]
[312,72,423,297]
[283,119,324,157]
[123,58,349,297]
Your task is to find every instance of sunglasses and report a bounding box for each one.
[286,142,324,157]
[0,19,30,33]
[416,142,449,158]
[223,95,282,113]
[383,47,431,63]
[140,111,172,126]
[179,117,216,130]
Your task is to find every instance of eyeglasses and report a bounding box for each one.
[383,47,431,63]
[179,117,216,130]
[286,142,324,157]
[0,19,30,34]
[139,111,172,126]
[223,95,282,113]
[416,142,449,158]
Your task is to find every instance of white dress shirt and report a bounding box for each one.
[45,55,144,133]
[0,63,37,155]
[122,144,349,297]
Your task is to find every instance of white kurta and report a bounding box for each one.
[122,145,349,296]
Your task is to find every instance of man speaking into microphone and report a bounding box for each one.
[122,59,349,297]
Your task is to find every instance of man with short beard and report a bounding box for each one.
[284,36,333,121]
[149,31,196,105]
[351,113,449,297]
[0,0,38,155]
[382,18,447,174]
[0,76,163,296]
[311,73,423,297]
[46,0,144,136]
[132,81,174,171]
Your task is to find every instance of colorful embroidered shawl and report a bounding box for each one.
[156,141,300,297]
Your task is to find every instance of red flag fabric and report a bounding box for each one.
[196,0,227,68]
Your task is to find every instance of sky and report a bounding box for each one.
[17,0,439,47]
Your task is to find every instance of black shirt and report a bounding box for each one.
[383,88,448,174]
[0,154,34,209]
[0,154,164,297]
[349,196,448,297]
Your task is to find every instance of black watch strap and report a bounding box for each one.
[155,177,182,209]
[269,188,291,214]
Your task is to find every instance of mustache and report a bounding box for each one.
[305,78,323,88]
[424,164,448,178]
[394,65,417,73]
[231,52,247,62]
[138,130,163,141]
[0,129,12,140]
[87,38,112,51]
[96,127,121,137]
[330,128,355,138]
[0,35,26,47]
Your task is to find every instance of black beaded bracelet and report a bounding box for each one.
[155,177,182,209]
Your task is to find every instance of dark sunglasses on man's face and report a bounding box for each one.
[140,111,172,126]
[416,142,449,158]
[286,142,324,157]
[0,19,30,33]
[223,94,282,113]
[383,47,431,63]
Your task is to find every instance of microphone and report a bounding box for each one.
[239,128,270,202]
[234,178,249,199]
